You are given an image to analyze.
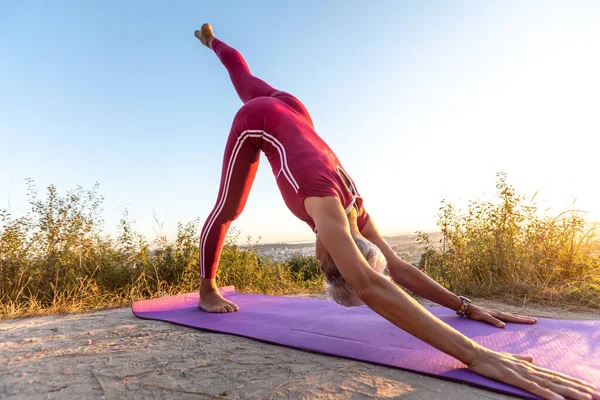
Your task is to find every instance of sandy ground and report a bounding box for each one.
[1,296,598,400]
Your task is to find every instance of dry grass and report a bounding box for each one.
[2,174,599,320]
[0,180,323,320]
[418,173,600,309]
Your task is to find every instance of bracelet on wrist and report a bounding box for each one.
[456,295,471,317]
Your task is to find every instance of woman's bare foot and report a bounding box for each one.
[194,23,215,49]
[198,289,239,313]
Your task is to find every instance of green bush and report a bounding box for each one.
[286,255,322,281]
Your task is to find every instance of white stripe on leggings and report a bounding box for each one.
[200,130,299,277]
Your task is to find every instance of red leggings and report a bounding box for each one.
[199,39,312,279]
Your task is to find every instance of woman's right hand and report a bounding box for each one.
[468,349,599,400]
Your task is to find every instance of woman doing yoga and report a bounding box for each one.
[194,24,598,400]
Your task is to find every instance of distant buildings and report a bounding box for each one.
[257,245,315,261]
[253,236,429,266]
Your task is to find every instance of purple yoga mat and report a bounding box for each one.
[132,287,600,399]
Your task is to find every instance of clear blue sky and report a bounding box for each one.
[2,1,599,243]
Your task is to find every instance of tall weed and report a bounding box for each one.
[0,180,323,319]
[418,173,600,308]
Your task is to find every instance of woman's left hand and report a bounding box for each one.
[466,304,537,328]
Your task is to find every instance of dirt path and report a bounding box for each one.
[1,297,598,400]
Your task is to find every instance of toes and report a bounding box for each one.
[226,303,237,312]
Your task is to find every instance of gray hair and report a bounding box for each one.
[321,237,388,307]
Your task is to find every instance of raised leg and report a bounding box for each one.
[195,23,315,126]
[196,24,277,103]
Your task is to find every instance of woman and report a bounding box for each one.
[194,24,598,400]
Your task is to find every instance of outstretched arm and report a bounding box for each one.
[360,217,462,309]
[306,196,482,362]
[360,217,537,328]
[304,196,598,400]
